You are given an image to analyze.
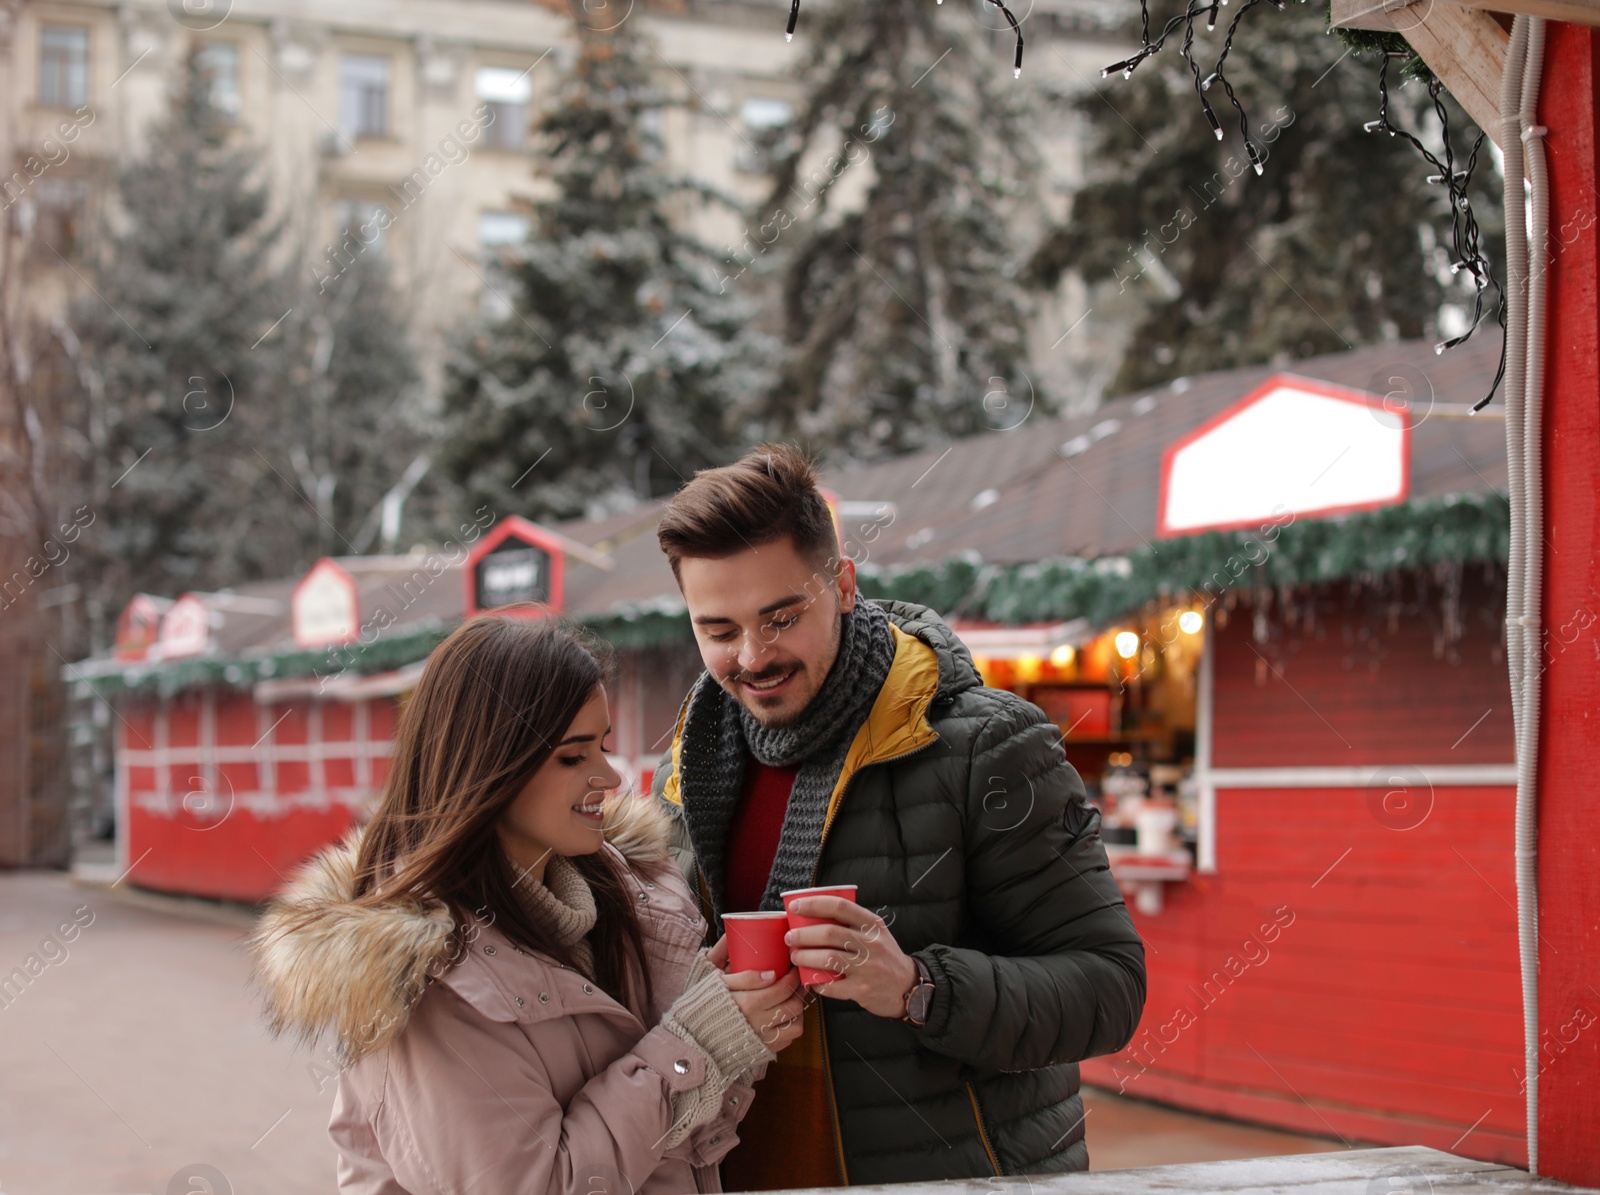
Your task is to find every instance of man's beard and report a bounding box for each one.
[722,662,807,728]
[721,609,843,728]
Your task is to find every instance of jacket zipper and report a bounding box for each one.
[965,1082,1004,1176]
[811,734,940,1186]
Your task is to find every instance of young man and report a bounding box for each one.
[651,445,1146,1187]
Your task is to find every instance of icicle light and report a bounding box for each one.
[1364,50,1505,408]
[1092,2,1506,409]
[984,0,1026,77]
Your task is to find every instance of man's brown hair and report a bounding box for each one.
[656,443,839,578]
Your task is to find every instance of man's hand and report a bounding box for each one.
[784,896,919,1019]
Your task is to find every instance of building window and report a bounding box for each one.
[734,97,795,174]
[39,25,89,109]
[31,177,91,259]
[476,67,531,151]
[333,198,393,254]
[339,54,390,140]
[477,211,530,248]
[196,43,240,121]
[477,211,530,320]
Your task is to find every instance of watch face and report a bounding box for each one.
[909,983,933,1024]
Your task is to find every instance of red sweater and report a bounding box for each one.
[723,756,800,913]
[719,755,843,1191]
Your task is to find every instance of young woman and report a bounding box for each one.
[252,610,804,1195]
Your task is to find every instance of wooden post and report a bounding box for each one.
[1534,21,1600,1188]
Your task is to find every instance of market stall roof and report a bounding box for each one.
[72,334,1510,694]
[72,555,465,696]
[554,332,1507,631]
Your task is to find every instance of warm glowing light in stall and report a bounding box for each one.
[1015,654,1044,683]
[1178,610,1203,634]
[1114,631,1140,659]
[1049,644,1075,668]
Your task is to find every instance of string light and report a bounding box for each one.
[783,0,1022,73]
[983,0,1025,77]
[1097,0,1273,179]
[1090,3,1501,406]
[1364,50,1505,408]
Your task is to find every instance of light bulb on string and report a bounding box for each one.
[1201,71,1219,90]
[786,0,799,40]
[1202,100,1222,140]
[982,0,1025,77]
[1245,139,1264,174]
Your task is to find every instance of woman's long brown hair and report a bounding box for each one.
[352,608,652,1012]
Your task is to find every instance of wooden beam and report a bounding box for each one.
[1456,0,1600,26]
[1330,0,1510,145]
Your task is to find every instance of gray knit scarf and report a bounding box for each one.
[674,599,897,916]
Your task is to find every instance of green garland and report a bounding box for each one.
[858,490,1510,625]
[72,621,458,701]
[73,493,1508,699]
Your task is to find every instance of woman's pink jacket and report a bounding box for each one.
[252,797,755,1195]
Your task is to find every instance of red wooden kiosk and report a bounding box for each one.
[1319,5,1600,1182]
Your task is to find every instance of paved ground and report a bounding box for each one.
[0,868,1342,1194]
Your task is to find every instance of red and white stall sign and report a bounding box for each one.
[115,594,171,660]
[293,558,360,648]
[465,517,567,617]
[1157,374,1411,537]
[156,594,212,659]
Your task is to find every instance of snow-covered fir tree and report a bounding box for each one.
[1029,0,1503,395]
[436,2,773,521]
[750,0,1041,461]
[64,57,292,613]
[62,56,422,636]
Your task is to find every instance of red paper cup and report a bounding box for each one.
[781,885,859,986]
[722,912,793,977]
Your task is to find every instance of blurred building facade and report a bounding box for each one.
[0,0,1125,393]
[0,0,1125,863]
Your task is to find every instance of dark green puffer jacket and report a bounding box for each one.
[652,601,1147,1183]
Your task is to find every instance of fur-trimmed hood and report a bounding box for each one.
[250,793,676,1064]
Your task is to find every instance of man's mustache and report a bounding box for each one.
[725,662,798,685]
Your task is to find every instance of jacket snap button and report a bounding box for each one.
[484,945,496,955]
[711,1136,722,1145]
[729,1095,739,1106]
[515,997,525,1007]
[582,983,594,994]
[673,1059,691,1075]
[539,992,550,1003]
[646,882,656,890]
[637,892,649,903]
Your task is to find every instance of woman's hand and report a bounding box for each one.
[722,965,805,1053]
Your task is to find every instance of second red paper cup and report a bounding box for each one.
[722,912,792,977]
[782,884,858,986]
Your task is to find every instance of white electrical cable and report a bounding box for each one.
[1517,16,1549,1176]
[1497,13,1546,1174]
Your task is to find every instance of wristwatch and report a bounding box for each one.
[901,955,935,1027]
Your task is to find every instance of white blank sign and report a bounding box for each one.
[1158,378,1409,536]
